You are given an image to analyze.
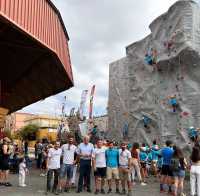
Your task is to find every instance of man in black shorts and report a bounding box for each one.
[92,139,107,194]
[160,140,174,194]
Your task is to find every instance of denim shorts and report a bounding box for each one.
[173,169,185,178]
[60,164,74,179]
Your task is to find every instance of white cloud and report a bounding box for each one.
[21,0,178,116]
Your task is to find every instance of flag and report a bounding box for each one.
[89,85,95,119]
[61,96,67,115]
[79,90,88,120]
[69,107,75,116]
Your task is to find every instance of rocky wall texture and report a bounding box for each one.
[108,0,200,150]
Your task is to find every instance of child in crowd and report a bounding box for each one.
[19,157,28,187]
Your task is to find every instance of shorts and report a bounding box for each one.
[119,167,131,181]
[60,164,74,179]
[140,162,146,169]
[107,167,119,180]
[173,170,185,178]
[161,165,173,176]
[94,167,106,178]
[1,158,9,171]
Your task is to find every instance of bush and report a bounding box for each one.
[19,124,39,141]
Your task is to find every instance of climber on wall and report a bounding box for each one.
[142,115,151,129]
[169,95,178,112]
[122,122,129,139]
[188,127,198,142]
[144,48,159,71]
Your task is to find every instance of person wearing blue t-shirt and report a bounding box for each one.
[105,141,120,194]
[139,147,148,183]
[160,140,174,194]
[169,95,178,112]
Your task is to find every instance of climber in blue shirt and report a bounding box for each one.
[169,95,178,112]
[145,54,153,65]
[142,115,151,128]
[188,127,198,142]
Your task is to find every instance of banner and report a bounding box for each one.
[61,96,67,116]
[89,85,95,119]
[79,122,88,137]
[79,90,88,120]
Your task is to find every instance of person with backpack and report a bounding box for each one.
[36,140,43,170]
[171,146,187,196]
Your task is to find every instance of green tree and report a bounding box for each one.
[19,124,39,140]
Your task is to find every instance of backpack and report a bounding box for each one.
[170,157,180,172]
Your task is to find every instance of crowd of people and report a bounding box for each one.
[0,135,200,196]
[33,135,200,196]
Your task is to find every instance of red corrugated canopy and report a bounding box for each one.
[0,0,74,113]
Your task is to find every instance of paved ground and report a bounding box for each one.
[0,170,190,196]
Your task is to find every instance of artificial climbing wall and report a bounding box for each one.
[108,0,200,149]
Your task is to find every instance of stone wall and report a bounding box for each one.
[108,0,200,149]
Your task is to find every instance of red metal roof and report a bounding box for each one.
[0,0,74,113]
[0,0,73,82]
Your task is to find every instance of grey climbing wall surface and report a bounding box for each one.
[108,0,200,148]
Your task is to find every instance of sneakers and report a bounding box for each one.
[116,188,120,194]
[40,173,46,177]
[141,182,147,186]
[19,184,27,187]
[94,189,99,194]
[87,189,92,193]
[121,189,126,195]
[101,189,105,194]
[4,182,12,187]
[76,190,81,193]
[107,189,112,194]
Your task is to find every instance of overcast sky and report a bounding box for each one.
[21,0,180,117]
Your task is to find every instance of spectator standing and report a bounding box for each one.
[105,141,120,194]
[0,137,12,186]
[46,142,62,195]
[130,143,145,185]
[36,140,43,169]
[60,136,77,192]
[24,140,28,156]
[119,142,132,195]
[76,135,94,193]
[92,139,107,194]
[40,146,48,177]
[171,146,187,196]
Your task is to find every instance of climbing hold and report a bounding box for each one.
[181,111,189,117]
